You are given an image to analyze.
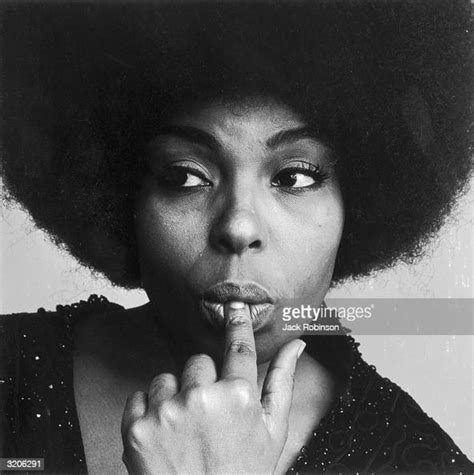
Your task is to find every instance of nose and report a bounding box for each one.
[210,194,265,255]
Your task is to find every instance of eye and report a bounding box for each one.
[271,163,328,189]
[156,165,211,188]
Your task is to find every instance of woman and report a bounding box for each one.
[1,2,472,474]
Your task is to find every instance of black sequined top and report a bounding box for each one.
[0,295,472,474]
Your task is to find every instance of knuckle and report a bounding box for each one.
[151,372,175,387]
[156,400,180,426]
[229,379,255,407]
[124,419,150,449]
[227,316,252,328]
[126,390,147,408]
[149,372,176,395]
[184,386,210,409]
[125,391,139,408]
[226,340,256,357]
[185,353,213,368]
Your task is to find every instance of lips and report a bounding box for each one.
[200,281,275,331]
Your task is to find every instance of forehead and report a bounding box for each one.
[168,98,305,144]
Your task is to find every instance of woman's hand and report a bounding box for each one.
[121,301,305,474]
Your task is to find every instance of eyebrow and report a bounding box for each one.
[153,125,221,151]
[265,126,325,149]
[152,124,325,151]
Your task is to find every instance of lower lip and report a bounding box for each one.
[200,300,274,332]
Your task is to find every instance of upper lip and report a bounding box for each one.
[201,281,274,305]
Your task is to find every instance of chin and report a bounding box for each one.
[254,330,303,364]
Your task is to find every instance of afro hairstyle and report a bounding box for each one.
[1,1,472,288]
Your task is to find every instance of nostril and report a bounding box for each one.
[216,237,262,253]
[218,238,229,250]
[248,240,261,249]
[211,211,264,254]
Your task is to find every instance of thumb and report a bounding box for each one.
[261,339,306,437]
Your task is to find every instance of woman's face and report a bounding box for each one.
[135,97,344,363]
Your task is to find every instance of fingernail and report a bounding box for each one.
[296,341,306,359]
[224,301,250,324]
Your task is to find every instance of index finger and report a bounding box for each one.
[220,301,257,387]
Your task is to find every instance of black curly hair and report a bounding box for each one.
[1,2,471,288]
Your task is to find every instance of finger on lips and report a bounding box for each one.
[221,301,258,385]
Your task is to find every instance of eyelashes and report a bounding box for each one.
[154,165,211,189]
[271,162,329,191]
[153,161,330,192]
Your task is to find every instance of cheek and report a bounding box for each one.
[291,198,343,248]
[270,187,344,292]
[135,185,207,274]
[303,200,343,264]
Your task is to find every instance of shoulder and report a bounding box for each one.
[0,294,125,388]
[296,336,473,473]
[0,295,124,394]
[358,368,472,472]
[0,295,124,461]
[0,294,124,333]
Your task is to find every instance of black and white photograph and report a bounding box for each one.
[0,1,473,473]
